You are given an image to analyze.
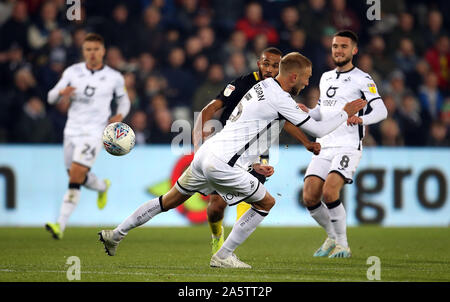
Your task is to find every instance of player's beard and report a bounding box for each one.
[333,56,352,67]
[258,68,272,80]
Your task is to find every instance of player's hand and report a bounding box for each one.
[253,163,274,177]
[108,114,123,123]
[343,99,367,117]
[347,116,363,126]
[297,103,309,112]
[59,86,76,102]
[306,142,321,155]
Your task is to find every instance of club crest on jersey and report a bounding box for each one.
[224,84,235,97]
[84,85,96,97]
[368,83,377,94]
[326,86,339,98]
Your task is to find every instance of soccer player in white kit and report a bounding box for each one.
[300,30,388,258]
[45,33,131,239]
[98,52,366,268]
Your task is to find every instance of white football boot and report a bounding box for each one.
[210,253,252,268]
[98,230,120,256]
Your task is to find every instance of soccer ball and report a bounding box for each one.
[102,122,135,156]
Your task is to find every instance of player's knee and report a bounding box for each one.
[69,165,88,183]
[69,172,86,184]
[259,194,275,212]
[322,187,339,203]
[303,187,321,207]
[162,186,191,210]
[303,197,320,208]
[267,195,276,209]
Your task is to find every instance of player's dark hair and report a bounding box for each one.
[83,33,105,45]
[261,47,282,58]
[334,30,359,45]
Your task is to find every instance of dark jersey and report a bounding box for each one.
[216,71,261,125]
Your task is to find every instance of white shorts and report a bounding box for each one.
[175,148,266,206]
[63,135,102,170]
[304,147,362,184]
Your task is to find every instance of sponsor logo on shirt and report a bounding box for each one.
[224,84,235,97]
[326,86,339,98]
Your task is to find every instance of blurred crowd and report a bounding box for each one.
[0,0,449,147]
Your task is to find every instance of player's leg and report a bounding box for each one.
[322,172,349,257]
[304,176,328,234]
[114,182,194,240]
[99,185,192,256]
[208,162,273,268]
[205,158,272,268]
[207,193,227,255]
[208,168,267,255]
[99,163,209,256]
[303,154,337,256]
[46,138,84,239]
[64,162,89,224]
[83,172,108,192]
[235,170,266,220]
[114,185,190,239]
[303,175,337,257]
[84,172,110,210]
[325,149,361,258]
[211,190,275,268]
[78,139,110,209]
[46,161,89,239]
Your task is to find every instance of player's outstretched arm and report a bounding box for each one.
[283,121,320,155]
[347,98,387,126]
[300,99,367,138]
[298,103,321,121]
[192,99,224,151]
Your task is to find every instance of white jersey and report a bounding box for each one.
[315,66,383,150]
[204,77,349,170]
[48,63,130,138]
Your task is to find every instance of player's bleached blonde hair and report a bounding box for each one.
[279,52,312,75]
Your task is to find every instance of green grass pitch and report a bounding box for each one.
[0,226,449,282]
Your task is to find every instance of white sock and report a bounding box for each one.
[307,202,336,240]
[83,172,107,192]
[215,208,268,259]
[113,197,163,241]
[326,200,348,248]
[57,188,80,232]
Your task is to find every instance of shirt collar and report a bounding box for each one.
[85,63,105,74]
[335,65,355,75]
